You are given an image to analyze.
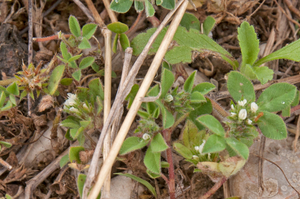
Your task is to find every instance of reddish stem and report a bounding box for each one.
[33,33,72,42]
[199,176,227,199]
[163,128,176,199]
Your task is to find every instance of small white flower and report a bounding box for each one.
[142,133,151,140]
[247,119,252,125]
[231,112,236,117]
[251,102,258,113]
[231,104,235,110]
[198,140,206,154]
[64,93,77,107]
[194,146,200,151]
[69,107,79,113]
[165,94,174,102]
[238,109,247,120]
[238,99,247,106]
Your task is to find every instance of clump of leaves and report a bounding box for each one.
[110,0,175,17]
[132,14,300,84]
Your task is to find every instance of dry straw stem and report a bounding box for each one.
[86,1,189,198]
[102,0,118,22]
[102,28,112,199]
[82,0,187,197]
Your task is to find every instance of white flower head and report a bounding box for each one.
[194,146,200,151]
[238,99,247,106]
[239,109,247,120]
[142,133,151,141]
[251,102,258,113]
[64,93,77,107]
[231,112,236,117]
[247,119,252,125]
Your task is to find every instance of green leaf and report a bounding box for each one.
[173,142,193,159]
[226,137,249,159]
[292,90,299,106]
[68,54,82,63]
[180,13,200,31]
[60,117,80,129]
[257,83,296,112]
[82,23,97,39]
[60,154,69,168]
[107,22,129,34]
[197,115,225,136]
[161,0,175,10]
[182,120,206,148]
[150,133,168,152]
[0,92,6,107]
[0,141,12,148]
[145,0,155,17]
[112,34,118,53]
[119,137,149,155]
[192,82,215,95]
[160,68,175,99]
[6,82,19,96]
[156,100,174,129]
[184,71,196,93]
[78,37,91,49]
[120,33,130,50]
[156,0,162,5]
[77,174,87,198]
[48,65,65,95]
[69,146,85,163]
[134,0,144,12]
[227,71,255,102]
[69,16,81,37]
[110,0,133,13]
[146,169,161,178]
[281,106,291,117]
[240,64,274,85]
[188,99,212,130]
[238,21,259,67]
[126,84,139,109]
[202,134,226,153]
[203,16,215,35]
[88,78,104,101]
[254,38,300,67]
[144,145,161,174]
[79,57,95,69]
[60,78,73,86]
[258,111,287,140]
[190,91,206,103]
[115,173,157,197]
[72,69,82,81]
[60,43,70,60]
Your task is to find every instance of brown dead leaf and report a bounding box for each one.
[38,95,54,112]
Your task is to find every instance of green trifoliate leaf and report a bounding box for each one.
[202,134,226,154]
[69,16,81,37]
[238,21,259,67]
[180,13,200,31]
[184,70,196,93]
[254,38,300,67]
[82,24,97,39]
[173,142,193,159]
[257,83,296,112]
[110,0,133,13]
[119,137,149,155]
[48,65,65,95]
[160,68,175,99]
[226,137,249,160]
[203,16,215,35]
[258,111,287,140]
[79,56,95,69]
[150,133,168,153]
[227,71,255,102]
[197,115,225,136]
[144,145,161,174]
[107,22,129,34]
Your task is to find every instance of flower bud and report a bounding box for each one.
[251,102,258,113]
[238,109,247,120]
[247,119,252,125]
[142,133,151,140]
[165,94,174,102]
[231,104,235,110]
[238,99,247,106]
[231,112,236,117]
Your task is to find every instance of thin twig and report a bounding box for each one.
[102,0,118,22]
[84,0,106,28]
[274,0,300,28]
[199,176,227,199]
[73,0,94,21]
[293,115,300,151]
[284,0,300,19]
[85,1,189,198]
[247,0,267,20]
[102,28,112,199]
[126,11,143,35]
[82,0,187,197]
[27,0,33,116]
[258,134,266,195]
[252,153,300,196]
[0,157,12,170]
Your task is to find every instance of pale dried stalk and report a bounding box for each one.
[82,0,186,197]
[86,1,189,198]
[102,28,112,199]
[102,0,118,22]
[73,0,94,21]
[84,0,106,28]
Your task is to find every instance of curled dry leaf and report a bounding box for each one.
[38,95,54,112]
